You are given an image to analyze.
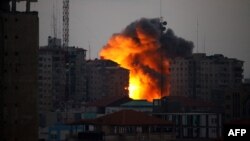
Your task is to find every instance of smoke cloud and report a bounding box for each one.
[100,18,193,101]
[122,18,193,58]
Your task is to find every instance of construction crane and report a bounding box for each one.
[63,0,69,47]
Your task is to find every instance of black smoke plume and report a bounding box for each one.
[123,18,193,58]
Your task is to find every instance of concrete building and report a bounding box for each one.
[152,96,222,139]
[38,37,87,112]
[106,100,153,114]
[38,37,66,112]
[84,95,131,118]
[0,1,38,141]
[86,59,129,101]
[153,96,217,113]
[153,112,222,139]
[170,53,243,101]
[69,110,175,141]
[224,84,250,122]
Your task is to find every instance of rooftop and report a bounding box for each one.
[86,95,131,107]
[71,110,173,126]
[121,100,152,107]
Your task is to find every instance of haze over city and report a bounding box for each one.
[17,0,250,78]
[2,0,250,141]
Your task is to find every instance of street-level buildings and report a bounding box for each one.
[153,112,222,139]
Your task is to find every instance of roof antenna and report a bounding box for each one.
[88,41,91,60]
[196,16,199,53]
[203,33,206,53]
[52,0,57,38]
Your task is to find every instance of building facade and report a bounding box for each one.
[153,113,222,139]
[38,37,87,112]
[0,1,38,141]
[224,84,250,121]
[86,59,129,101]
[70,110,175,141]
[170,53,243,101]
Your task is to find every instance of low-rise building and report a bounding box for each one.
[153,96,216,113]
[153,112,222,139]
[106,100,153,114]
[84,95,131,118]
[69,110,175,141]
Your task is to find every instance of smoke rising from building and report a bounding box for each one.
[100,18,193,101]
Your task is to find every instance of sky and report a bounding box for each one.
[18,0,250,78]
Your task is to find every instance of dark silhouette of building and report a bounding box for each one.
[86,59,129,101]
[38,37,87,112]
[224,83,250,121]
[0,1,38,141]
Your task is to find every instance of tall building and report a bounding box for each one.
[38,37,87,112]
[169,53,243,101]
[86,59,129,101]
[38,37,66,112]
[66,47,87,103]
[0,1,38,141]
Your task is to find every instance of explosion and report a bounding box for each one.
[100,18,193,101]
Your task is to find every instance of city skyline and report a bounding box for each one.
[17,0,250,78]
[2,1,249,141]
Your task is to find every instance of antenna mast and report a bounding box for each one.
[196,17,199,53]
[63,0,69,47]
[88,41,91,60]
[52,0,57,38]
[203,34,206,53]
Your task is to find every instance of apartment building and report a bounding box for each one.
[170,53,243,101]
[86,59,129,101]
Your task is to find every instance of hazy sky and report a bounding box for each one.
[18,0,250,78]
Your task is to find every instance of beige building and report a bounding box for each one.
[0,1,38,141]
[170,53,243,101]
[86,59,129,101]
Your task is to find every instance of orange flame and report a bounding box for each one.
[100,22,170,101]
